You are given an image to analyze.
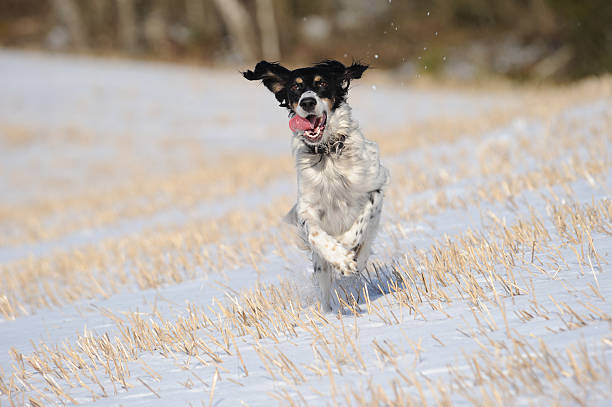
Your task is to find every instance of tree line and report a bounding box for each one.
[0,0,610,80]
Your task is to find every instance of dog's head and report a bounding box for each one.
[243,60,368,145]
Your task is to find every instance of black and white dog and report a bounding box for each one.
[244,60,389,311]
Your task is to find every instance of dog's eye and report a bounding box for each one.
[290,84,301,92]
[318,81,328,88]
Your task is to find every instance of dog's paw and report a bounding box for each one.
[331,251,358,277]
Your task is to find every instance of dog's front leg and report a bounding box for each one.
[297,210,357,276]
[338,189,384,252]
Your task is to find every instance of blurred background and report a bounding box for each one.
[1,0,610,81]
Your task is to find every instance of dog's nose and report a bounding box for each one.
[299,97,317,112]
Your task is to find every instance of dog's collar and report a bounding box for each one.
[303,134,347,156]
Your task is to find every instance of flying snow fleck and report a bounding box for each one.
[374,54,379,59]
[372,85,377,90]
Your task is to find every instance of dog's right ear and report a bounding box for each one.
[243,61,291,105]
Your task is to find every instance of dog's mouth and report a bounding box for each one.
[289,112,327,143]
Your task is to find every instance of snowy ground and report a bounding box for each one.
[0,49,610,406]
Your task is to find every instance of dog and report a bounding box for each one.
[243,60,389,311]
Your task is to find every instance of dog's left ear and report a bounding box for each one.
[243,61,291,106]
[315,60,368,81]
[344,63,368,80]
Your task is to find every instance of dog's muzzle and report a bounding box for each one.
[289,111,327,143]
[291,91,328,143]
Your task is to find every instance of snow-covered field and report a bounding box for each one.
[0,49,610,406]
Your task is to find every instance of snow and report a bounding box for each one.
[0,50,610,406]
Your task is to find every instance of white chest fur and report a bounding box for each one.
[292,104,389,237]
[298,154,368,235]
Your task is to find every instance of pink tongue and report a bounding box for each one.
[289,115,314,132]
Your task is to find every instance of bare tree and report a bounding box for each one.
[144,0,169,54]
[51,0,87,49]
[116,0,138,52]
[255,0,281,61]
[186,0,206,33]
[186,0,223,41]
[212,0,258,62]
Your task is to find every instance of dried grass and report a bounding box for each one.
[1,78,611,405]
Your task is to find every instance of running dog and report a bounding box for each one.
[243,60,389,311]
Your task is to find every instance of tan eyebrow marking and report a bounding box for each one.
[295,77,303,84]
[314,75,322,82]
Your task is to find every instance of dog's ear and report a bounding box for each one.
[344,62,368,80]
[243,61,291,104]
[314,60,368,81]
